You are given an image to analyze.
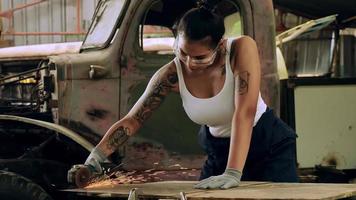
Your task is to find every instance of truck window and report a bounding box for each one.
[139,0,242,56]
[141,25,175,55]
[81,0,127,50]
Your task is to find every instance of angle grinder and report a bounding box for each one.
[67,164,98,188]
[68,162,121,188]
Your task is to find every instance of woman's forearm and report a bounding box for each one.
[97,116,141,156]
[227,111,254,171]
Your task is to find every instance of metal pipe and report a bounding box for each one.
[76,0,81,33]
[0,66,47,83]
[0,0,47,18]
[2,32,86,36]
[1,0,85,37]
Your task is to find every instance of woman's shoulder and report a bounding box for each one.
[231,35,257,50]
[157,60,178,78]
[150,60,179,91]
[228,35,258,58]
[229,35,259,74]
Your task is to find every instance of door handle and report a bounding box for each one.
[89,65,108,79]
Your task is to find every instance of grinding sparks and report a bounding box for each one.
[84,165,200,189]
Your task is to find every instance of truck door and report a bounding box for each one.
[56,0,129,144]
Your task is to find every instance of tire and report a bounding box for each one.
[0,170,53,200]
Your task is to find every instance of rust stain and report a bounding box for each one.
[321,152,345,167]
[326,156,338,166]
[100,86,108,92]
[86,108,109,121]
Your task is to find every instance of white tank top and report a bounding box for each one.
[174,38,267,137]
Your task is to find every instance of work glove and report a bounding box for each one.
[67,147,111,187]
[84,147,110,174]
[194,168,242,189]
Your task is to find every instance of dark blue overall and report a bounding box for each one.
[198,108,299,182]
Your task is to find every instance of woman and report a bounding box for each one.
[78,0,298,189]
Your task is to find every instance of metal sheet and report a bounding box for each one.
[294,84,356,169]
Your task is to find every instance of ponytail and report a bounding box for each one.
[176,0,224,48]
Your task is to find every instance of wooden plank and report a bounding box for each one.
[63,181,356,200]
[187,183,356,200]
[63,181,265,199]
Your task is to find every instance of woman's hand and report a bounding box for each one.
[84,146,110,174]
[194,168,242,189]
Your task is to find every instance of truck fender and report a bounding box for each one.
[0,115,94,152]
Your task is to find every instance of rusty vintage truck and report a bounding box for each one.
[0,0,354,199]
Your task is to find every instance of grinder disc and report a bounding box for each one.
[75,166,91,188]
[68,165,92,188]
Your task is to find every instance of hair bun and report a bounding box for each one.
[196,0,218,12]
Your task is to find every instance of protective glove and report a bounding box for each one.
[84,147,110,174]
[194,168,242,189]
[67,147,113,187]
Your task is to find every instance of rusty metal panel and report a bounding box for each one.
[294,84,356,169]
[52,0,128,144]
[58,78,120,144]
[0,0,97,46]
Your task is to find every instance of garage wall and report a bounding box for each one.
[0,0,99,46]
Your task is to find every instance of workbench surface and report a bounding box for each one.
[63,181,356,200]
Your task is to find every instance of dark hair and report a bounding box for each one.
[176,0,225,48]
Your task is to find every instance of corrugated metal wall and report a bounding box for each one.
[280,30,334,77]
[276,11,356,78]
[0,0,100,46]
[276,12,335,77]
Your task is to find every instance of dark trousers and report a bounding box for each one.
[198,108,299,182]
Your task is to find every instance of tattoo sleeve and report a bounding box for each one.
[133,68,178,125]
[107,126,130,150]
[236,71,250,95]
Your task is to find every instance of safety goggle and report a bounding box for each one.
[173,37,220,66]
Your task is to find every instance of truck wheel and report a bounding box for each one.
[0,170,53,200]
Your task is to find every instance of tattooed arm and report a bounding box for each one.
[96,63,178,156]
[227,36,261,171]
